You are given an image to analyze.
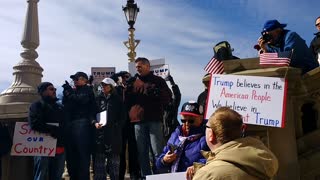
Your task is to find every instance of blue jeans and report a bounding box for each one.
[65,118,94,180]
[134,121,164,178]
[33,152,65,180]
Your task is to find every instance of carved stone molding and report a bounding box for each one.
[0,0,42,104]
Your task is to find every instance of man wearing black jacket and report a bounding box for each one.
[28,82,65,180]
[163,75,181,141]
[310,16,320,63]
[62,72,97,180]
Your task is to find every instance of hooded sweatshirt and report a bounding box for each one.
[193,137,278,180]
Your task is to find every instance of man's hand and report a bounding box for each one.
[133,78,145,94]
[162,151,177,164]
[129,105,144,122]
[62,80,73,96]
[186,166,195,180]
[95,123,103,129]
[62,80,72,89]
[258,36,267,52]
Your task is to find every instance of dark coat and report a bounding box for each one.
[310,32,320,62]
[163,84,181,140]
[156,121,209,172]
[62,85,97,123]
[95,92,124,154]
[127,72,172,122]
[197,89,208,115]
[28,97,65,147]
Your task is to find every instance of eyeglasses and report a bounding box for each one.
[316,23,320,27]
[181,119,195,124]
[205,124,212,129]
[48,87,56,91]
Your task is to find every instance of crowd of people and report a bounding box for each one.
[1,17,320,180]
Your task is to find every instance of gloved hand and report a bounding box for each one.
[62,80,73,96]
[62,80,72,90]
[165,75,175,85]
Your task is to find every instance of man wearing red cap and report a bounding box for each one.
[155,101,209,173]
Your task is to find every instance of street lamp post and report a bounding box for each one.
[123,0,140,62]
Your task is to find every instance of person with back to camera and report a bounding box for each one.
[111,71,142,180]
[162,74,181,142]
[156,101,209,173]
[62,71,97,180]
[197,73,211,115]
[186,107,279,180]
[93,77,124,180]
[258,19,319,74]
[310,16,320,64]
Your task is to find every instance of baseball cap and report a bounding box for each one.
[101,78,116,87]
[262,19,287,33]
[70,72,88,80]
[180,101,201,117]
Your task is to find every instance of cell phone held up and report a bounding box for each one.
[168,143,178,154]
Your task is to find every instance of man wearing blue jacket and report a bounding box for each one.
[258,19,319,74]
[155,101,209,173]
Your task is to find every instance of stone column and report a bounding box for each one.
[0,0,43,104]
[0,0,42,180]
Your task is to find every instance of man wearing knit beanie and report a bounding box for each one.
[28,82,65,180]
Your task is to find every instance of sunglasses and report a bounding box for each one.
[181,119,195,124]
[316,23,320,27]
[48,87,56,91]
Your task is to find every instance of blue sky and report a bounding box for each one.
[0,0,319,102]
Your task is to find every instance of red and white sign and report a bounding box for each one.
[205,74,287,128]
[11,122,57,157]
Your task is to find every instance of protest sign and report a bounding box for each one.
[91,67,116,85]
[205,74,287,128]
[146,172,185,180]
[151,64,170,79]
[11,122,57,157]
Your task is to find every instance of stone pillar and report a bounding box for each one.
[0,0,43,104]
[0,0,42,180]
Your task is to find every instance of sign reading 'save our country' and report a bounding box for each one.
[11,122,57,157]
[205,74,287,128]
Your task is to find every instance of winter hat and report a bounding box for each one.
[37,82,53,94]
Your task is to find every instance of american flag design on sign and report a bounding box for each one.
[204,56,224,74]
[259,51,292,66]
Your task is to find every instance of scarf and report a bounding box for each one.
[171,133,203,172]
